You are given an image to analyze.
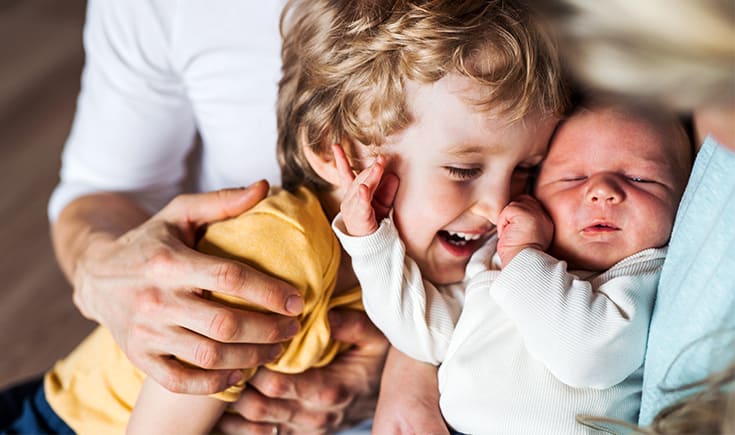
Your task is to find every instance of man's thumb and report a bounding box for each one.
[162,179,269,225]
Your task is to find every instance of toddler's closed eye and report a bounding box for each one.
[445,166,481,180]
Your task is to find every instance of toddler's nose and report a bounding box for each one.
[471,190,509,224]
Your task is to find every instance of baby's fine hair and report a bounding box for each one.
[276,0,569,192]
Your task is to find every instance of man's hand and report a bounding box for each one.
[496,194,554,267]
[55,181,305,394]
[218,309,389,435]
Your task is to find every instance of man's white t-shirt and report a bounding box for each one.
[49,0,285,220]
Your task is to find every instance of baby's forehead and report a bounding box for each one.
[551,106,689,165]
[567,106,671,138]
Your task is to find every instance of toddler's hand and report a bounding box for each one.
[496,195,553,266]
[333,144,397,236]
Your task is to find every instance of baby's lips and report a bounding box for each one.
[582,222,620,232]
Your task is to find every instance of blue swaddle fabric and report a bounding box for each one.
[639,136,735,425]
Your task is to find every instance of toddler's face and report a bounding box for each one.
[535,108,688,271]
[376,74,556,284]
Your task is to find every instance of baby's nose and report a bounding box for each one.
[585,174,625,204]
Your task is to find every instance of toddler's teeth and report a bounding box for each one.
[447,231,481,241]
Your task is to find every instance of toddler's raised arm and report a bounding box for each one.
[332,144,471,364]
[333,213,466,364]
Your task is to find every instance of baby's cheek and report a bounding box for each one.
[642,201,677,248]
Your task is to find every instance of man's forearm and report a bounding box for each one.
[51,192,149,283]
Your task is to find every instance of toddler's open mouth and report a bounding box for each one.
[438,230,485,246]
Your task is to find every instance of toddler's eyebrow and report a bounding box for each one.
[444,143,504,157]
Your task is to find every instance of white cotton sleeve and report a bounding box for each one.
[48,0,197,221]
[333,214,464,365]
[490,247,666,389]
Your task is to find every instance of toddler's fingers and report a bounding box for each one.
[358,184,373,211]
[346,185,374,223]
[353,157,385,196]
[374,172,398,211]
[332,144,356,187]
[341,185,379,235]
[359,155,386,195]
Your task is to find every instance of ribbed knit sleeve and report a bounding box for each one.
[490,247,666,388]
[333,214,464,364]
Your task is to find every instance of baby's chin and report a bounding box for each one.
[550,245,623,272]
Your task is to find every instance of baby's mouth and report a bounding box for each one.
[583,222,620,232]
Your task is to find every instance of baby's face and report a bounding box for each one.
[535,107,688,270]
[374,74,555,284]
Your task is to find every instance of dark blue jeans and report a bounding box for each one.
[0,376,73,434]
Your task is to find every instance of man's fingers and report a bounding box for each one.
[248,368,351,415]
[174,294,300,344]
[169,250,303,316]
[129,319,284,391]
[244,311,386,402]
[168,337,285,372]
[217,414,285,435]
[328,308,386,349]
[230,388,297,424]
[223,309,387,433]
[228,385,342,433]
[144,355,241,395]
[148,321,287,369]
[161,180,270,226]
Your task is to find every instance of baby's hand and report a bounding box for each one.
[496,195,553,267]
[333,144,396,236]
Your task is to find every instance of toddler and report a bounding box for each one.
[334,102,692,433]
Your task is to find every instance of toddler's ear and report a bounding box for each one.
[303,140,362,187]
[303,142,343,187]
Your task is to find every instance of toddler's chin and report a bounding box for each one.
[426,268,465,286]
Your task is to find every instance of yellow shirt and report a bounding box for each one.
[44,187,362,434]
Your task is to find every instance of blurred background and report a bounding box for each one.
[0,0,95,387]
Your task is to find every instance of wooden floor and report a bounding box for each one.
[0,0,96,388]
